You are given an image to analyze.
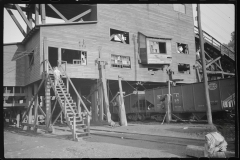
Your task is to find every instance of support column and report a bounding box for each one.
[98,84,103,121]
[33,83,39,132]
[27,12,32,33]
[118,76,127,126]
[166,80,172,123]
[45,78,52,130]
[16,109,20,128]
[27,85,33,130]
[35,4,39,25]
[90,84,98,123]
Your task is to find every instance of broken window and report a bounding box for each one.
[28,51,34,67]
[173,4,186,14]
[150,41,167,54]
[110,28,129,44]
[111,54,131,69]
[176,43,189,54]
[178,63,190,74]
[61,48,87,65]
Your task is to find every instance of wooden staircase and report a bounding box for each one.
[47,64,90,141]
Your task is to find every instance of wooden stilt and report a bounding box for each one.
[118,76,127,126]
[98,84,103,121]
[33,83,39,132]
[27,86,33,130]
[45,77,52,130]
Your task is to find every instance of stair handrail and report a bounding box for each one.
[58,63,91,117]
[46,61,76,116]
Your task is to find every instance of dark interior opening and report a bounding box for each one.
[110,28,129,44]
[48,47,58,68]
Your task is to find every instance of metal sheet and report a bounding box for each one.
[171,86,185,112]
[193,82,207,112]
[208,80,221,111]
[124,95,131,114]
[154,88,165,112]
[130,94,138,113]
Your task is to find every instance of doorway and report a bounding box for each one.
[48,47,58,68]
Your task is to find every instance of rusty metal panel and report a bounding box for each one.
[154,88,165,112]
[171,85,185,112]
[130,94,138,113]
[181,84,195,112]
[124,95,131,114]
[208,80,221,111]
[219,78,235,110]
[193,82,207,112]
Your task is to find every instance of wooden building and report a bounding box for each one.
[3,4,235,139]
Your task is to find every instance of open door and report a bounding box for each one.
[48,47,58,68]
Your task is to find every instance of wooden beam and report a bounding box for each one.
[118,76,127,126]
[33,83,39,132]
[206,57,221,68]
[98,84,103,121]
[40,4,46,24]
[86,82,102,100]
[6,8,26,37]
[14,4,32,30]
[49,97,58,125]
[21,78,45,123]
[68,9,91,22]
[196,68,201,82]
[27,12,33,33]
[35,4,39,25]
[206,71,235,75]
[47,4,68,22]
[4,4,32,12]
[38,106,46,117]
[51,110,63,127]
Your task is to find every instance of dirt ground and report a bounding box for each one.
[4,126,183,158]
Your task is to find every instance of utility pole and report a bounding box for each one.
[197,4,213,125]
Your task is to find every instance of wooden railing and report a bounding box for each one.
[194,26,235,61]
[58,62,91,117]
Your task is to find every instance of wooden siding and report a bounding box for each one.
[24,31,41,85]
[4,44,25,86]
[37,4,196,83]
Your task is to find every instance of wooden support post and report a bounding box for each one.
[27,86,33,130]
[197,4,213,125]
[118,76,127,126]
[45,78,52,130]
[66,78,69,93]
[98,84,104,121]
[35,4,39,25]
[94,85,98,121]
[33,83,39,132]
[16,110,20,128]
[14,4,32,30]
[40,4,46,24]
[90,84,98,123]
[73,115,76,140]
[167,81,172,122]
[27,11,32,33]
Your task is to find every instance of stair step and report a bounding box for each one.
[76,132,90,138]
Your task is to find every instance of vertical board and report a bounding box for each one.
[181,84,195,112]
[171,85,184,112]
[208,80,221,111]
[219,78,235,110]
[193,82,206,112]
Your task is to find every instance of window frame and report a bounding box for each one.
[178,63,191,74]
[110,28,130,44]
[110,54,131,69]
[173,4,186,14]
[176,42,189,54]
[149,40,167,54]
[61,48,87,66]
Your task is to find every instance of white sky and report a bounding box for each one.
[3,4,235,45]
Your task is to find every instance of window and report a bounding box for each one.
[176,42,189,54]
[28,51,34,66]
[111,54,131,69]
[173,4,186,14]
[61,48,87,65]
[110,28,129,44]
[150,41,166,54]
[178,63,190,74]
